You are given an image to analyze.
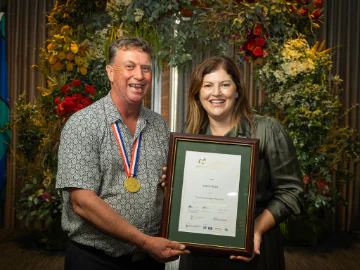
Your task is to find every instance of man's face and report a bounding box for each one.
[106,48,152,106]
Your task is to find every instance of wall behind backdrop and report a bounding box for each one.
[0,0,359,232]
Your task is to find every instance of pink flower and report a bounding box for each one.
[41,192,51,202]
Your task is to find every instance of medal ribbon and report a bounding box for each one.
[112,122,142,178]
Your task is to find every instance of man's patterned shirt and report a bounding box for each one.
[56,93,170,257]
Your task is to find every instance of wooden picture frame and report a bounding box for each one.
[162,133,259,257]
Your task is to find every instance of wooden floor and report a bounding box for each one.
[0,229,360,270]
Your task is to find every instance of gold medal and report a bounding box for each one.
[124,177,140,193]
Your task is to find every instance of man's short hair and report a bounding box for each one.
[108,36,153,65]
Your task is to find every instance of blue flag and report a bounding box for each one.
[0,12,11,192]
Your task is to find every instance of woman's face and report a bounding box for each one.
[199,68,238,123]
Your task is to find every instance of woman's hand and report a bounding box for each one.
[229,209,275,262]
[229,230,262,261]
[161,167,167,188]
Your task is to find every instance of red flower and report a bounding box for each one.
[181,9,193,17]
[85,84,96,95]
[63,96,77,114]
[315,179,329,197]
[297,8,308,17]
[81,97,92,106]
[73,104,85,112]
[72,93,83,103]
[56,102,66,115]
[253,47,265,57]
[61,84,71,94]
[54,97,61,105]
[247,40,255,51]
[312,0,322,8]
[255,37,266,47]
[254,25,262,36]
[41,192,51,202]
[311,10,321,20]
[303,174,310,184]
[298,0,310,4]
[71,80,82,87]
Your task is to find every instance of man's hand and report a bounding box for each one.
[142,236,190,263]
[161,167,167,188]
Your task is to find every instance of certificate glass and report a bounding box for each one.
[162,133,259,257]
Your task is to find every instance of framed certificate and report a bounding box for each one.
[162,133,259,257]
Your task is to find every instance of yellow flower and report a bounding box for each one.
[37,189,44,196]
[75,56,84,66]
[42,92,51,97]
[58,51,66,60]
[47,42,57,51]
[63,44,70,53]
[49,54,58,65]
[79,66,87,75]
[42,176,52,188]
[60,25,72,36]
[70,43,79,54]
[63,36,72,44]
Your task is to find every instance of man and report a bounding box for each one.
[56,37,189,270]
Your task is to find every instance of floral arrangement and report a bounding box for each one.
[203,0,324,62]
[54,80,96,116]
[46,25,92,76]
[256,38,360,243]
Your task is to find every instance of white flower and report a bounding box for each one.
[134,8,144,22]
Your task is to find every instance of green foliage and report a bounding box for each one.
[256,38,360,243]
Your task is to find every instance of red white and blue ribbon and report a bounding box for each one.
[111,122,142,178]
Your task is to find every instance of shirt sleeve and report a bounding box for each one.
[263,118,304,225]
[55,113,101,192]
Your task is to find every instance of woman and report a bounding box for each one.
[179,56,303,270]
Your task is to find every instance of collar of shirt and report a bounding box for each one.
[200,116,252,138]
[103,92,152,138]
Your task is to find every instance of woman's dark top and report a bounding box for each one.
[179,114,304,270]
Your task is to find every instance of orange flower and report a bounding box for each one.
[297,8,308,17]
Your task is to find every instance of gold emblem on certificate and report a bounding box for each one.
[124,177,140,193]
